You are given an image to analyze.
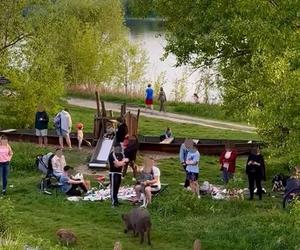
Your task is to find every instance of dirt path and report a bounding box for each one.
[67,97,256,133]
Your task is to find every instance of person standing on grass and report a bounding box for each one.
[157,87,167,112]
[35,105,49,147]
[246,147,265,200]
[54,108,72,149]
[219,143,237,184]
[179,139,193,189]
[185,142,201,198]
[145,84,154,110]
[109,145,129,207]
[0,135,13,195]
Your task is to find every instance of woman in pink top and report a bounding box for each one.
[0,135,13,195]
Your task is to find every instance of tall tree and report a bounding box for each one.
[155,0,300,161]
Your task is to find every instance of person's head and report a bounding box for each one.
[63,108,69,112]
[184,139,194,150]
[63,165,72,175]
[55,148,63,157]
[143,157,154,173]
[37,104,45,112]
[250,146,259,155]
[160,87,163,91]
[76,123,83,130]
[147,84,151,88]
[117,117,125,124]
[166,127,170,132]
[225,143,234,151]
[0,135,8,146]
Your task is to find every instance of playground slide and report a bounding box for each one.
[88,137,114,168]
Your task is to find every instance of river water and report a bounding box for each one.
[126,19,220,103]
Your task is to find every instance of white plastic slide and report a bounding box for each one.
[88,137,114,168]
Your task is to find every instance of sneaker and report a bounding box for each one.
[132,177,136,182]
[198,195,201,199]
[186,187,191,191]
[2,190,6,195]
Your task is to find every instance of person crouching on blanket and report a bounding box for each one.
[134,157,161,208]
[109,145,129,207]
[60,166,89,196]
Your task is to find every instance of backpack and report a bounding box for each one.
[53,113,61,129]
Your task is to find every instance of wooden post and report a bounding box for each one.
[95,91,101,117]
[101,100,106,117]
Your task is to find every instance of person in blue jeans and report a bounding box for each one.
[0,135,13,195]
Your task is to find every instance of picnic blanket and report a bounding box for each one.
[82,186,136,202]
[200,181,247,200]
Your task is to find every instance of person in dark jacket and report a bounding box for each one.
[246,147,266,200]
[109,145,129,207]
[35,105,49,147]
[115,117,128,144]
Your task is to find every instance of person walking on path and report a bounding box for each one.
[109,145,129,207]
[157,87,167,112]
[219,143,237,184]
[246,147,266,200]
[145,84,154,110]
[35,105,49,147]
[0,135,13,195]
[54,108,72,149]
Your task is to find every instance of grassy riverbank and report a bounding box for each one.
[3,142,299,250]
[67,91,245,123]
[68,105,259,141]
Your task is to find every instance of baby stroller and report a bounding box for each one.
[36,152,61,195]
[282,177,300,208]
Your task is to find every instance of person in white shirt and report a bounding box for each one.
[134,157,161,207]
[51,148,66,177]
[54,108,72,149]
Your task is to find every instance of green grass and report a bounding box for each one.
[68,105,259,141]
[67,91,245,123]
[4,142,300,250]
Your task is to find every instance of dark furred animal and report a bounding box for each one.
[56,228,77,246]
[122,208,151,245]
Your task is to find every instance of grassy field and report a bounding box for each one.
[3,142,300,250]
[67,91,245,123]
[68,105,259,141]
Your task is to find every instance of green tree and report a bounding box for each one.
[155,0,300,161]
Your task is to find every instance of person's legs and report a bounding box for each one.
[144,186,152,205]
[255,173,262,200]
[159,101,163,112]
[38,136,43,146]
[0,162,9,193]
[78,138,83,149]
[59,136,64,148]
[134,185,142,201]
[66,185,81,196]
[248,173,255,199]
[64,133,72,149]
[131,162,137,178]
[43,136,48,146]
[222,169,229,184]
[114,174,122,204]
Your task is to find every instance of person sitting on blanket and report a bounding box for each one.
[60,165,89,196]
[134,157,161,208]
[159,127,173,142]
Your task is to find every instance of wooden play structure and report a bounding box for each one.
[88,92,140,168]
